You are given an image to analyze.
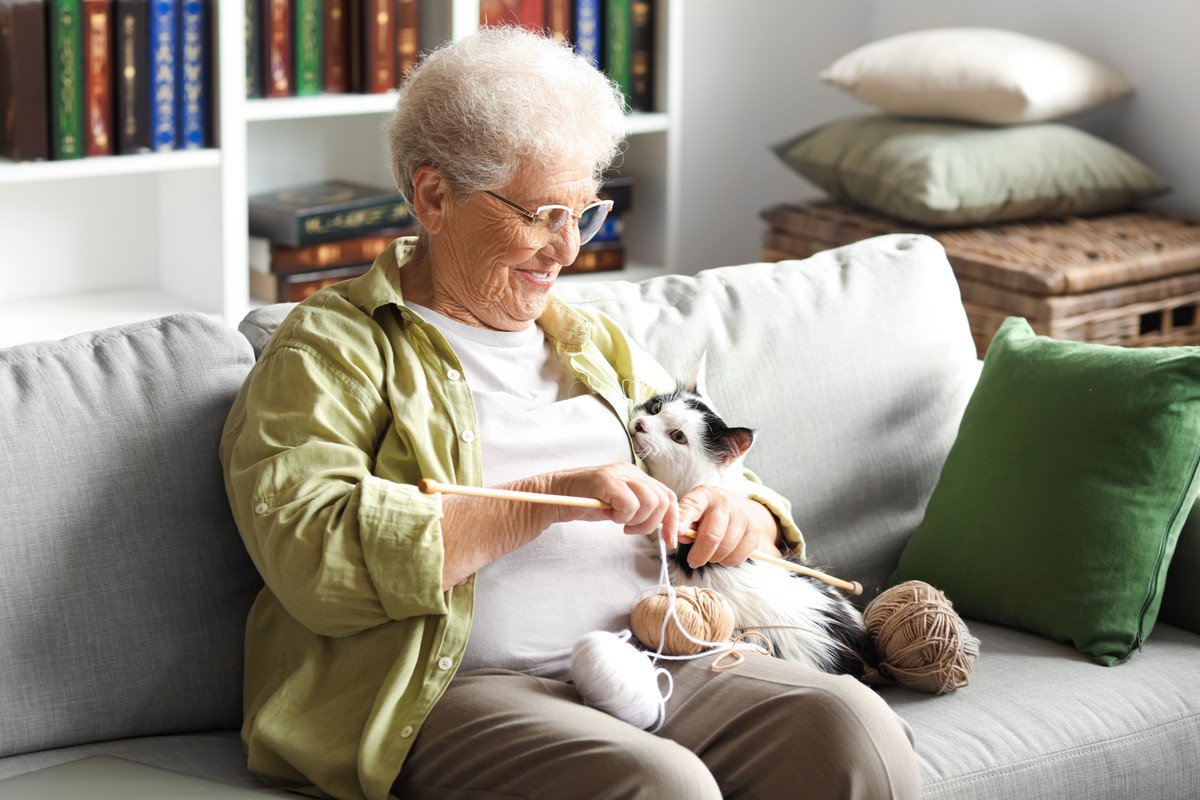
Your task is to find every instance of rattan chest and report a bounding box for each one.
[761,201,1200,357]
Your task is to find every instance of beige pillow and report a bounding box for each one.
[819,28,1132,125]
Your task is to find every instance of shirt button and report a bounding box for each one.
[254,502,268,514]
[446,368,461,381]
[461,430,475,443]
[400,725,414,738]
[438,656,453,670]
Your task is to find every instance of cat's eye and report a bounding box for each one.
[648,400,663,415]
[670,430,688,445]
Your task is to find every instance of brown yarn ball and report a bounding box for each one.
[863,580,980,695]
[631,587,735,655]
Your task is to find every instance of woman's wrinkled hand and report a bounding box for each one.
[547,463,681,545]
[676,485,780,568]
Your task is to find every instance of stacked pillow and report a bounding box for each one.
[773,28,1169,227]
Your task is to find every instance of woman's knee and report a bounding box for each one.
[589,737,721,800]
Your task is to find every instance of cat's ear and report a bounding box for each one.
[715,427,755,465]
[686,351,709,397]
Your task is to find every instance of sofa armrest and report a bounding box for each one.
[1161,502,1200,634]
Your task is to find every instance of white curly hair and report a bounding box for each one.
[386,25,628,204]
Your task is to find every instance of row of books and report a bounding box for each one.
[247,178,632,303]
[0,0,211,163]
[247,0,420,98]
[481,0,656,111]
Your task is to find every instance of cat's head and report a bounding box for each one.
[628,358,755,497]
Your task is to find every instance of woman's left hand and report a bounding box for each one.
[676,486,782,569]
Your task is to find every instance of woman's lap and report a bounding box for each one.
[394,655,918,800]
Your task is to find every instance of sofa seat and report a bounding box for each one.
[889,621,1200,799]
[0,731,286,793]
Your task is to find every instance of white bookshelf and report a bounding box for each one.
[0,0,679,348]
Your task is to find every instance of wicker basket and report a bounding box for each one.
[761,201,1200,356]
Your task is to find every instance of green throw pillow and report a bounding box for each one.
[771,115,1169,227]
[891,317,1200,666]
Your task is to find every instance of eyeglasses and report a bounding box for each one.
[482,190,614,249]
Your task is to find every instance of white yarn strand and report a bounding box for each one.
[570,531,768,732]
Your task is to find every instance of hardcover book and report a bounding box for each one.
[605,0,632,108]
[546,0,570,43]
[0,0,50,161]
[629,0,653,111]
[249,181,413,247]
[250,263,372,303]
[249,227,415,274]
[294,0,322,95]
[83,0,112,155]
[572,0,601,70]
[49,0,85,159]
[392,0,418,83]
[561,241,624,275]
[114,0,150,153]
[262,0,292,97]
[149,0,177,151]
[245,0,262,97]
[177,0,207,148]
[516,0,542,30]
[323,0,349,92]
[362,0,393,93]
[479,0,518,27]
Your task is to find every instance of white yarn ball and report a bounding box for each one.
[571,630,665,730]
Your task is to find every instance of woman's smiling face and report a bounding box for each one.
[423,160,599,331]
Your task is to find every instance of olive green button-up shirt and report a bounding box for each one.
[219,237,805,800]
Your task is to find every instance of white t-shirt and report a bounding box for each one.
[406,302,659,680]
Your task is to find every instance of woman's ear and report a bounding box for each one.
[410,166,451,235]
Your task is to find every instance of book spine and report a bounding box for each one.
[245,0,261,97]
[323,0,348,92]
[252,263,372,303]
[346,0,361,91]
[83,0,113,155]
[572,0,601,70]
[176,0,206,147]
[479,0,518,26]
[605,0,631,108]
[50,0,85,159]
[392,0,418,83]
[628,0,652,111]
[263,0,291,97]
[149,0,177,151]
[294,0,321,95]
[363,0,393,93]
[516,0,542,31]
[299,201,412,245]
[115,0,150,153]
[269,229,410,272]
[562,242,624,275]
[0,1,50,161]
[546,0,570,43]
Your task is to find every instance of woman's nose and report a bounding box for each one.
[542,218,581,267]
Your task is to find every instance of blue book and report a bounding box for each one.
[590,213,625,244]
[176,0,207,148]
[573,0,602,70]
[149,0,178,151]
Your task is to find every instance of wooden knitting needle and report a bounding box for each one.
[418,478,863,596]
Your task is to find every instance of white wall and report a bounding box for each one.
[673,0,1200,274]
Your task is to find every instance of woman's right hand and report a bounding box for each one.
[543,463,681,546]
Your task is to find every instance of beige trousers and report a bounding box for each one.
[393,651,920,799]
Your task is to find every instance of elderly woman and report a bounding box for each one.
[220,26,918,800]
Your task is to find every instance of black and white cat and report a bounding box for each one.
[629,362,874,677]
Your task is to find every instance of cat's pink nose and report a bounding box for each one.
[633,418,646,433]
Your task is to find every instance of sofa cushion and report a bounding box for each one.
[890,621,1200,799]
[892,316,1200,665]
[0,314,262,758]
[242,236,980,598]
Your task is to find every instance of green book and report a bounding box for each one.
[295,0,323,96]
[48,0,84,159]
[605,0,632,109]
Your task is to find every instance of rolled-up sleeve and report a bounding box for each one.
[221,340,449,639]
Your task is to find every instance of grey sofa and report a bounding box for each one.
[2,234,1198,799]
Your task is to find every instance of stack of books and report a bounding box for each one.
[0,0,212,162]
[248,180,417,303]
[562,174,631,276]
[247,0,420,98]
[481,0,656,112]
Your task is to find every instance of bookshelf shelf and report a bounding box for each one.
[0,149,221,186]
[245,92,400,122]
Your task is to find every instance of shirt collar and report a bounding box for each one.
[346,235,592,352]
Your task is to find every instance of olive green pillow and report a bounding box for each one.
[772,115,1169,227]
[891,317,1200,666]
